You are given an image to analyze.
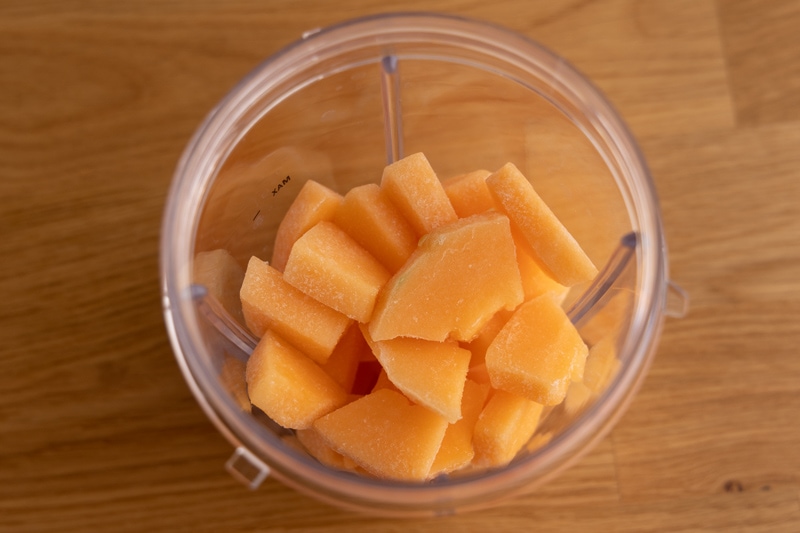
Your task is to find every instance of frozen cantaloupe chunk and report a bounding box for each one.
[193,248,246,324]
[371,368,401,394]
[570,340,589,383]
[486,294,588,405]
[380,152,458,236]
[320,323,367,392]
[246,331,349,429]
[313,389,449,481]
[473,389,543,468]
[442,169,494,218]
[583,334,619,392]
[486,162,598,287]
[369,212,524,342]
[296,429,362,472]
[466,308,514,367]
[430,379,491,476]
[563,381,592,415]
[467,362,491,386]
[240,257,350,364]
[524,431,553,453]
[365,335,471,423]
[333,183,418,273]
[513,232,569,303]
[271,180,343,272]
[283,221,391,323]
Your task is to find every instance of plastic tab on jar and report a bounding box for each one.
[664,280,689,318]
[225,447,270,490]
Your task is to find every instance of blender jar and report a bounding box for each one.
[161,12,687,516]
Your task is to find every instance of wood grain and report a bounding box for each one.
[2,0,800,531]
[717,0,800,126]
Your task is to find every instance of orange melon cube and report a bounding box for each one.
[486,294,588,405]
[467,362,491,386]
[429,379,491,476]
[473,389,543,468]
[513,232,569,303]
[380,152,458,236]
[365,335,472,423]
[369,212,524,343]
[240,257,350,364]
[296,428,362,472]
[371,368,401,393]
[570,339,589,383]
[320,323,367,392]
[442,169,494,218]
[524,431,553,453]
[563,381,592,415]
[283,221,391,323]
[333,183,418,273]
[486,163,598,286]
[245,331,349,429]
[583,334,620,392]
[219,354,251,413]
[313,389,449,481]
[193,248,246,324]
[271,180,343,272]
[466,308,514,367]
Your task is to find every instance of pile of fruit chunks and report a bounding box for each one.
[201,153,621,481]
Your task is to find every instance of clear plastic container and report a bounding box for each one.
[160,12,687,517]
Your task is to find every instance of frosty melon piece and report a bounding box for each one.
[240,257,350,364]
[429,379,491,476]
[570,339,589,383]
[333,183,418,273]
[486,162,598,286]
[193,248,246,324]
[366,335,471,423]
[486,294,588,405]
[321,323,367,392]
[313,389,449,481]
[371,368,401,394]
[563,381,592,415]
[466,308,514,367]
[467,363,491,386]
[513,233,569,303]
[380,152,458,236]
[442,169,494,218]
[369,212,524,343]
[524,432,553,453]
[246,331,349,429]
[283,221,391,323]
[296,429,362,472]
[472,389,543,467]
[271,180,343,272]
[583,334,619,392]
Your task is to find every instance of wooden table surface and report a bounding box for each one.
[2,1,799,531]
